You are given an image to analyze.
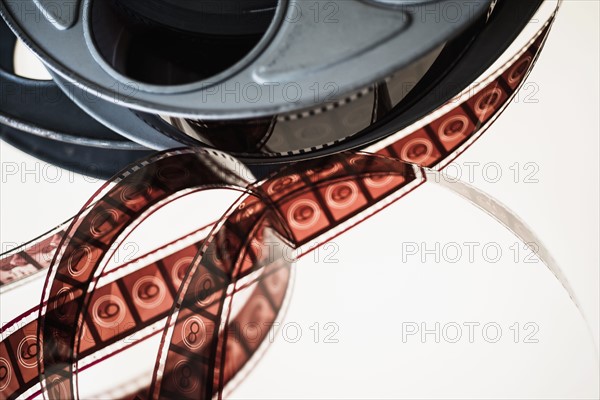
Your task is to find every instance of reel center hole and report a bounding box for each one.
[90,0,278,86]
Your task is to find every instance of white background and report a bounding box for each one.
[1,1,598,398]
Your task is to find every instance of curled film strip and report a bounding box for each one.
[2,4,586,399]
[1,220,295,399]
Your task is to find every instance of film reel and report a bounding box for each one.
[0,18,153,179]
[0,0,513,161]
[2,6,583,397]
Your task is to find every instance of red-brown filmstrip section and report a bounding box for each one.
[0,230,64,287]
[1,222,293,399]
[0,18,553,400]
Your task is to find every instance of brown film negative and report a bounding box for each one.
[0,212,293,400]
[0,229,64,287]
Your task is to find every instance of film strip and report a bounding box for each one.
[1,207,294,400]
[0,5,561,399]
[0,228,64,288]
